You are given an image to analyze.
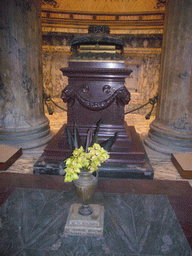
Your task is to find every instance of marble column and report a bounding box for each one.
[0,0,53,149]
[145,0,192,154]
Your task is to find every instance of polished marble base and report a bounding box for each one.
[64,203,104,237]
[33,155,154,179]
[98,158,153,179]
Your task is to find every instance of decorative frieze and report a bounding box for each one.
[41,9,164,32]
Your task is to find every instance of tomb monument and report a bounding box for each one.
[34,26,153,179]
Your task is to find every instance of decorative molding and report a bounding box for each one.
[155,0,166,9]
[41,10,165,32]
[61,86,130,111]
[42,45,71,52]
[41,47,162,57]
[124,47,162,56]
[42,26,163,35]
[42,0,59,8]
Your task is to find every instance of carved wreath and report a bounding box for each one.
[61,86,130,111]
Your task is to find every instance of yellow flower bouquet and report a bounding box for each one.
[64,143,109,182]
[64,119,118,182]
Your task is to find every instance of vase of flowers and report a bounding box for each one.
[64,119,118,216]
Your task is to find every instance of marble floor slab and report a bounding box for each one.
[0,188,191,256]
[1,112,191,187]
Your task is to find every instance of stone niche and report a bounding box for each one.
[42,33,161,116]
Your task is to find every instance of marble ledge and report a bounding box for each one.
[42,26,164,35]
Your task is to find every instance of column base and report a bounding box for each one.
[0,119,54,149]
[144,120,192,155]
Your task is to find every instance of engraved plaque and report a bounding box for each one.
[64,203,104,236]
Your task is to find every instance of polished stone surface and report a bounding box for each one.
[0,188,191,255]
[64,203,104,237]
[1,173,192,250]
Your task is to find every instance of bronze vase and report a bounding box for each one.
[74,171,98,216]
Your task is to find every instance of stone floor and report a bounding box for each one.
[1,111,191,187]
[1,186,191,255]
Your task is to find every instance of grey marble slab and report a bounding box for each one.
[0,188,191,256]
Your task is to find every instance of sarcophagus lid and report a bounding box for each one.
[70,25,125,63]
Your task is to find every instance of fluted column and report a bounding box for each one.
[0,0,53,149]
[145,0,192,154]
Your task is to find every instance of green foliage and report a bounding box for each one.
[64,119,118,182]
[66,119,118,153]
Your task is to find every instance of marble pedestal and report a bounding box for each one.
[64,203,104,237]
